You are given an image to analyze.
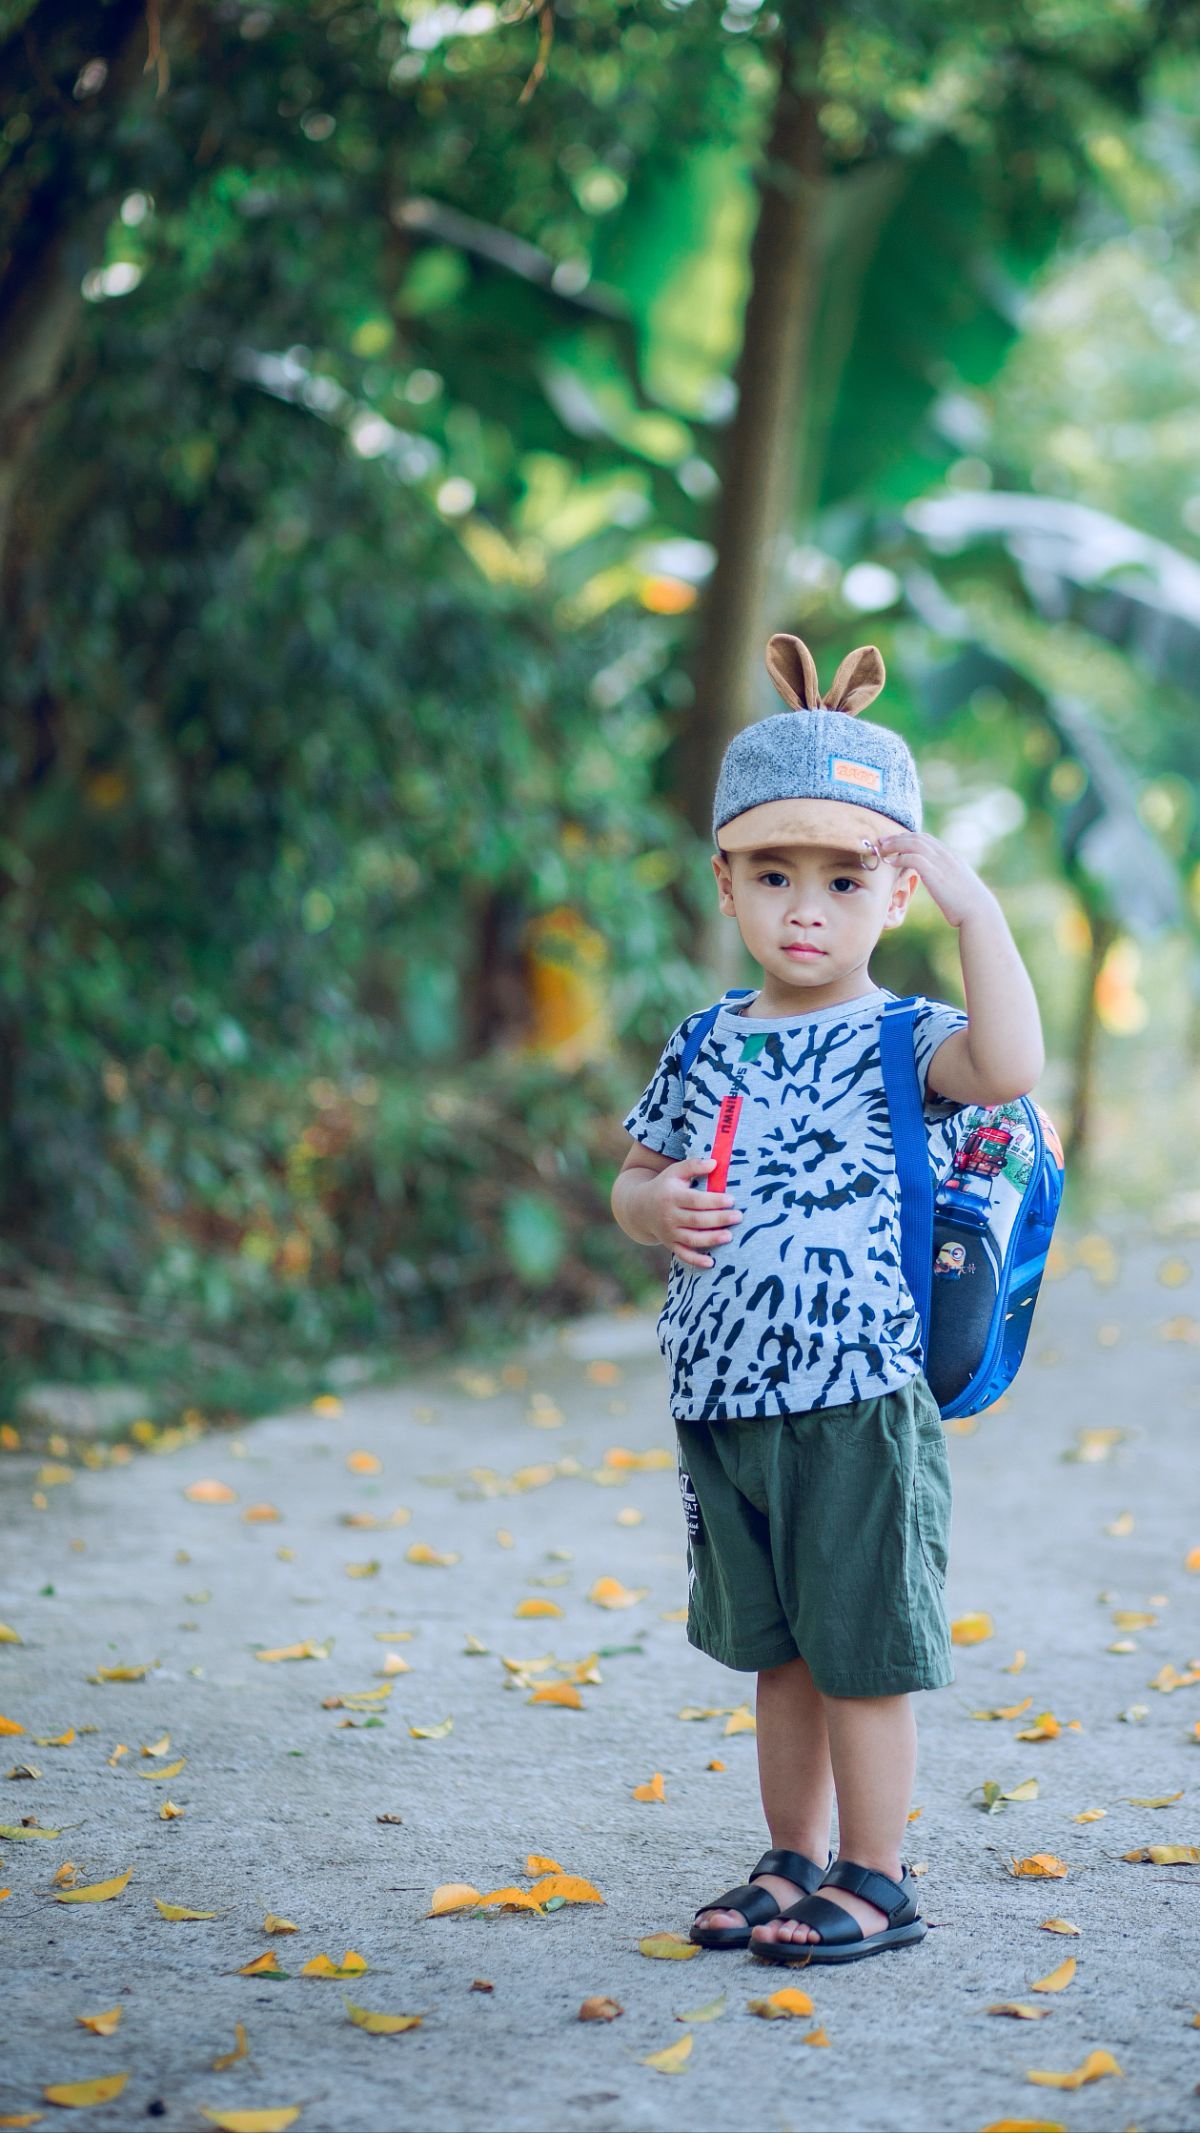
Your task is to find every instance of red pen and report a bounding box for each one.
[706,1035,767,1193]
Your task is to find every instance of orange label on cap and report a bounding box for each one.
[829,755,883,792]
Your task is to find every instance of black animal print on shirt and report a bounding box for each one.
[621,989,972,1420]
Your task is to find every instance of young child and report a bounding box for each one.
[611,631,1044,1965]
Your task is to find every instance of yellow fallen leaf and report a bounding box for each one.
[1026,2049,1122,2090]
[579,1995,624,2021]
[640,1933,699,1960]
[1009,1855,1068,1879]
[0,2114,42,2126]
[526,1854,563,1875]
[343,1995,422,2033]
[526,1874,604,1905]
[674,1992,726,2023]
[1112,1610,1156,1630]
[707,1759,725,1771]
[42,2075,131,2108]
[1002,1650,1028,1675]
[345,1560,380,1580]
[409,1717,453,1740]
[528,1683,583,1708]
[0,1889,9,1902]
[1108,1638,1137,1652]
[107,1745,129,1764]
[1016,1712,1079,1742]
[301,1951,368,1977]
[53,1864,77,1887]
[1186,1546,1200,1573]
[184,1479,237,1504]
[139,1758,186,1782]
[55,1867,134,1904]
[404,1541,460,1568]
[1031,1957,1076,1992]
[633,1772,666,1803]
[1125,1792,1184,1807]
[427,1882,481,1916]
[75,2007,122,2035]
[154,1898,218,1920]
[1104,1511,1134,1536]
[951,1612,994,1646]
[587,1576,646,1609]
[514,1597,562,1618]
[242,1503,281,1523]
[339,1685,392,1708]
[0,1822,62,1840]
[238,1952,288,1976]
[987,2004,1053,2021]
[159,1801,184,1820]
[1004,1780,1040,1803]
[802,2026,831,2047]
[200,2112,301,2133]
[374,1631,414,1644]
[311,1393,342,1416]
[88,1665,149,1683]
[603,1446,673,1471]
[1072,1808,1105,1823]
[7,1760,41,1779]
[31,1728,74,1749]
[1122,1844,1199,1864]
[723,1705,756,1735]
[641,2033,693,2073]
[0,1626,22,1645]
[0,1715,24,1736]
[1039,1919,1080,1935]
[661,1607,688,1623]
[212,2022,249,2072]
[255,1641,329,1663]
[476,1886,541,1911]
[972,1699,1033,1722]
[262,1914,297,1934]
[747,1988,814,2019]
[346,1450,381,1473]
[379,1654,410,1677]
[979,2119,1067,2132]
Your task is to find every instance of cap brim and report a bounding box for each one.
[717,797,891,854]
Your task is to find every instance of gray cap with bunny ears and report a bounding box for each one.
[711,633,924,852]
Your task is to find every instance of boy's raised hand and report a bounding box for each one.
[647,1157,743,1271]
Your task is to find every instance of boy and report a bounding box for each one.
[611,632,1043,1965]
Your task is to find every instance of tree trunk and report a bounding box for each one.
[0,0,156,579]
[677,29,825,983]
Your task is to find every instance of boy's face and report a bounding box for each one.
[711,838,919,999]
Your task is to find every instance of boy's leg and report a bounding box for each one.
[751,1689,916,1945]
[693,1655,834,1933]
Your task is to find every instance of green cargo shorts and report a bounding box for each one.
[674,1371,954,1698]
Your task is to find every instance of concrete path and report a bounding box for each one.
[2,1227,1199,2133]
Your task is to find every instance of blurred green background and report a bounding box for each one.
[2,0,1198,1421]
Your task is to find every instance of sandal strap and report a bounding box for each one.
[751,1848,829,1893]
[774,1892,864,1946]
[821,1859,918,1923]
[693,1880,785,1929]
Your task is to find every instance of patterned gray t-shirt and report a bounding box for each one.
[622,987,972,1421]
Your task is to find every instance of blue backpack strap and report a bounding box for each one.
[879,997,934,1364]
[679,989,756,1089]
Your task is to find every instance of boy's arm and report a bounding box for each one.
[611,1143,673,1246]
[876,833,1045,1107]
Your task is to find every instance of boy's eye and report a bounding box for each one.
[758,871,859,893]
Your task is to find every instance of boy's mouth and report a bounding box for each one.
[782,944,824,957]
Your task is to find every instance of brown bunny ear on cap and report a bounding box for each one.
[765,632,821,711]
[822,646,885,717]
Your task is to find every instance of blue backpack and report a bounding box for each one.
[678,989,1065,1421]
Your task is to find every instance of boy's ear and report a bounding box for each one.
[765,632,822,711]
[823,646,885,717]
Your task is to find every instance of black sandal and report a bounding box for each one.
[749,1859,926,1965]
[689,1847,832,1950]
